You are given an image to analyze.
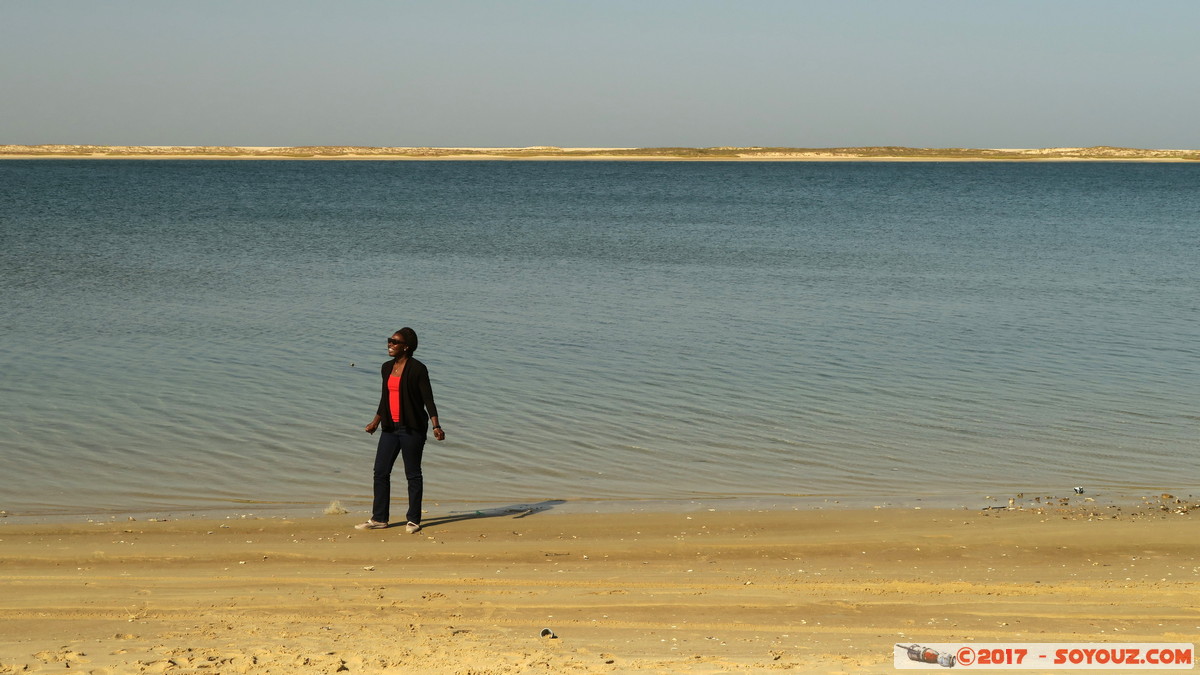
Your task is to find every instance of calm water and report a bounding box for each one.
[1,160,1197,519]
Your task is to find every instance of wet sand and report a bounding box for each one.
[1,503,1197,673]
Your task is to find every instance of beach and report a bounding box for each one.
[3,159,1198,672]
[2,502,1197,674]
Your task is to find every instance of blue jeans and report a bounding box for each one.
[372,428,425,524]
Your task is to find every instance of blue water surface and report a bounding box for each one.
[1,159,1197,518]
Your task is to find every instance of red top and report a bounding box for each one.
[387,375,401,423]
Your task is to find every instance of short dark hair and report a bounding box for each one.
[395,327,418,352]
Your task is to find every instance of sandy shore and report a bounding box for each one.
[1,505,1197,674]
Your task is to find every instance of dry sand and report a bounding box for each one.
[1,504,1197,674]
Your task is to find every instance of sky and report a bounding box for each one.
[2,0,1198,149]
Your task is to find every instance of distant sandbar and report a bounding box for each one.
[3,144,1198,161]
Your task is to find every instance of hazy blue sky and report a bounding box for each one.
[3,0,1197,148]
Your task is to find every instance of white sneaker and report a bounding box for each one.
[354,520,388,530]
[405,521,422,534]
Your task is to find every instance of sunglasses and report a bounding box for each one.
[387,338,407,346]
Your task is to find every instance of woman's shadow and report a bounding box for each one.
[420,500,566,530]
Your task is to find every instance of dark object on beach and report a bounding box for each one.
[540,628,556,639]
[898,643,955,667]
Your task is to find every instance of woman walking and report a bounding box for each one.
[358,327,445,533]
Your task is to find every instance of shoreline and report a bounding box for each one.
[2,504,1197,673]
[2,144,1198,162]
[5,487,1193,526]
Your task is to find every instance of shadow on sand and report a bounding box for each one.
[419,500,566,530]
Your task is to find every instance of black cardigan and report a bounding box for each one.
[377,357,439,433]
